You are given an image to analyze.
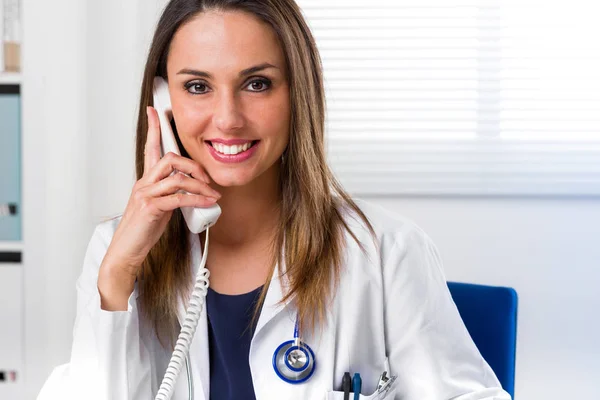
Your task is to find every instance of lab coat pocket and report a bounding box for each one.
[326,381,398,400]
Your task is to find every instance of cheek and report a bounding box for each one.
[251,94,291,140]
[174,106,209,139]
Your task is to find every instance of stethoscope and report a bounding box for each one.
[272,316,317,384]
[185,315,316,399]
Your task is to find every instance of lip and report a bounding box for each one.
[206,138,256,145]
[206,140,259,164]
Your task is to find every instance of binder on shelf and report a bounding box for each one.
[0,84,21,241]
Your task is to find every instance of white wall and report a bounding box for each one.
[87,0,170,223]
[20,1,600,399]
[22,1,91,398]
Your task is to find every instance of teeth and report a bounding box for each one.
[212,141,253,155]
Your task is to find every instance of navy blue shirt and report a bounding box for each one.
[206,285,263,400]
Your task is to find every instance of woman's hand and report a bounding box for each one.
[98,106,221,310]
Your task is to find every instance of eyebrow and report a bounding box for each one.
[177,63,279,79]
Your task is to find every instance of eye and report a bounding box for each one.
[184,78,272,95]
[185,81,209,95]
[246,78,271,92]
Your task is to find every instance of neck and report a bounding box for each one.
[207,164,281,248]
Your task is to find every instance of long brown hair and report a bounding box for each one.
[134,0,375,348]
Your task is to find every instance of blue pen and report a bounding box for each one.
[352,373,362,400]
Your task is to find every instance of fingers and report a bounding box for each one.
[144,106,162,175]
[141,171,221,200]
[152,192,220,212]
[145,151,211,185]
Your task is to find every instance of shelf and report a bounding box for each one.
[0,72,22,85]
[0,241,23,252]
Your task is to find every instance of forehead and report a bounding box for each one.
[167,10,286,74]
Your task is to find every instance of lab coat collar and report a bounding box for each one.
[176,230,294,400]
[253,258,293,339]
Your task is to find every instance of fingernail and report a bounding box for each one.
[207,197,218,203]
[146,106,150,117]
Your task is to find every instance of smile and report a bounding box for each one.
[207,140,258,155]
[205,140,261,164]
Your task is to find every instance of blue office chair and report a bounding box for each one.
[447,282,518,398]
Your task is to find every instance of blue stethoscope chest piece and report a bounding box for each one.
[272,318,316,384]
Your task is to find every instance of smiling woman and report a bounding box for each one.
[37,1,511,400]
[134,1,346,349]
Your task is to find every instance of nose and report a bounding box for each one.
[212,90,245,133]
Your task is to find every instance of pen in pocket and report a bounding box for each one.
[342,372,351,400]
[352,373,362,400]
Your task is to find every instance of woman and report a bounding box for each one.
[38,0,511,399]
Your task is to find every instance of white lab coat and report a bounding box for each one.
[38,200,511,400]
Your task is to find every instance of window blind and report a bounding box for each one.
[297,0,600,196]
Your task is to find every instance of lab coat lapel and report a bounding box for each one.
[253,254,294,340]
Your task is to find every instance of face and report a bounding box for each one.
[165,10,290,189]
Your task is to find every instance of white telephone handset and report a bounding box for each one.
[152,77,215,400]
[153,76,221,233]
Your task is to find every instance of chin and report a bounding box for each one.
[207,160,280,189]
[210,172,255,188]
